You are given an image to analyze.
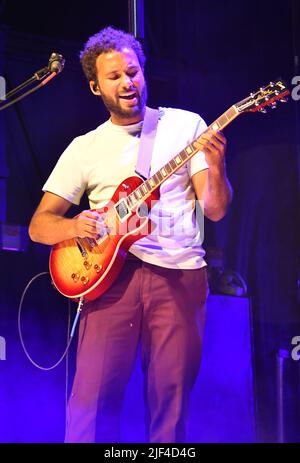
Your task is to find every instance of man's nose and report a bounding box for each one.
[120,74,133,88]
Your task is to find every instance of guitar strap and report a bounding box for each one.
[135,106,160,180]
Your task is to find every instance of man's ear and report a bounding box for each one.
[89,81,101,96]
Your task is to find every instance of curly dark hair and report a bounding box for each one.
[80,26,146,83]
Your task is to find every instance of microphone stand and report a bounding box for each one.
[4,66,50,100]
[0,54,64,112]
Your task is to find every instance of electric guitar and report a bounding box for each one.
[49,79,289,301]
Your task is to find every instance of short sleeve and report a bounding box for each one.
[188,116,208,178]
[42,138,86,205]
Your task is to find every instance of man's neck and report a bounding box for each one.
[110,107,146,126]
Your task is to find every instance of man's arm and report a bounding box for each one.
[191,129,233,221]
[29,192,101,245]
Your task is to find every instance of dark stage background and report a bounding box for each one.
[0,0,300,443]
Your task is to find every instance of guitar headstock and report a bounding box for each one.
[235,79,290,114]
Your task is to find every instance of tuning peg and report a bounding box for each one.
[270,102,277,109]
[279,97,288,103]
[259,107,267,113]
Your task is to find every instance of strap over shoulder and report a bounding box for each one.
[135,107,160,180]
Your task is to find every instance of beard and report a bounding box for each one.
[99,83,148,121]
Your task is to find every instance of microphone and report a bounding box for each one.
[48,52,65,74]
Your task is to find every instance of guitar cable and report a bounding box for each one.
[18,271,84,435]
[17,271,83,371]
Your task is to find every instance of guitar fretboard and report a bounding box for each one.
[124,104,239,211]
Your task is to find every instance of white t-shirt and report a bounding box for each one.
[43,106,208,269]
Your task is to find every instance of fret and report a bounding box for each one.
[185,145,193,156]
[180,150,188,160]
[216,114,229,128]
[170,159,176,169]
[136,188,143,199]
[133,191,140,201]
[125,198,131,210]
[226,106,237,119]
[141,184,148,194]
[156,171,163,181]
[211,121,221,131]
[145,180,152,191]
[127,195,134,207]
[161,167,167,177]
[165,163,172,174]
[175,155,182,165]
[152,174,159,185]
[149,177,156,188]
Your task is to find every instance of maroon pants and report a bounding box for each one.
[65,254,208,443]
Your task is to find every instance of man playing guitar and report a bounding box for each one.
[29,26,232,443]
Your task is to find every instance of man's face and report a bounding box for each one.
[91,47,147,125]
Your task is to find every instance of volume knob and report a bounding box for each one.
[71,273,80,282]
[83,260,92,269]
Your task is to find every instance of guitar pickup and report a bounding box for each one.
[76,238,88,257]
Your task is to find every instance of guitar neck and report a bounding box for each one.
[125,105,240,209]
